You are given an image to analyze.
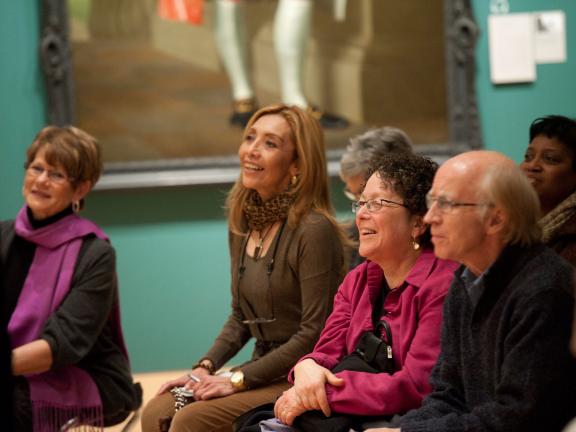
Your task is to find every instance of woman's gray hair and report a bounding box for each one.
[340,127,413,178]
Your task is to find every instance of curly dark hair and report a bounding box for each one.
[366,153,438,247]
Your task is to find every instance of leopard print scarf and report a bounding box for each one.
[243,190,295,231]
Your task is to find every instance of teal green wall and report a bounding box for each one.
[472,0,576,161]
[0,2,46,216]
[81,187,254,371]
[81,184,350,372]
[1,0,574,372]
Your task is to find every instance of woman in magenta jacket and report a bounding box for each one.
[274,153,458,427]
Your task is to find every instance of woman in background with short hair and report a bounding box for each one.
[520,115,576,265]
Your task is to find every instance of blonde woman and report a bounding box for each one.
[142,105,346,432]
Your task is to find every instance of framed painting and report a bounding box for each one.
[40,0,481,190]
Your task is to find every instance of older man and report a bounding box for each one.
[368,151,576,432]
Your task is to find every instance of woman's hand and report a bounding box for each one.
[274,387,307,426]
[292,358,344,417]
[11,339,53,376]
[193,375,238,400]
[156,367,211,396]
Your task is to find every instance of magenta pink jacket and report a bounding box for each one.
[290,249,458,416]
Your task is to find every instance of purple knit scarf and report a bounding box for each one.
[8,206,116,431]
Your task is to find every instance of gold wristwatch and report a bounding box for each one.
[230,370,246,390]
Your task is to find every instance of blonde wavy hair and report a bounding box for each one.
[226,104,342,240]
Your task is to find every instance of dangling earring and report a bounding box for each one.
[411,237,420,251]
[72,201,81,214]
[291,175,298,186]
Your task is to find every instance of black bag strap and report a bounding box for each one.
[371,278,390,333]
[233,402,275,432]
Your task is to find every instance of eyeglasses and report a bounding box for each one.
[343,187,360,202]
[237,221,287,325]
[425,193,493,214]
[26,164,71,184]
[352,198,407,214]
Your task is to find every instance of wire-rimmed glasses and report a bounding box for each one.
[26,164,72,185]
[343,187,360,202]
[425,193,493,214]
[352,198,407,214]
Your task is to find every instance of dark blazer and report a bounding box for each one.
[0,220,141,426]
[400,244,576,432]
[0,244,15,431]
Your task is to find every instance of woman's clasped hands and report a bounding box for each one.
[156,367,238,400]
[274,358,344,425]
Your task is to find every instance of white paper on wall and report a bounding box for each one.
[534,10,567,64]
[488,13,536,84]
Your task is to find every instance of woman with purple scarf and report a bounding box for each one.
[0,126,141,431]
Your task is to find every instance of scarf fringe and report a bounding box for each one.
[33,400,104,432]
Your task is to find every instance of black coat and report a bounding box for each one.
[401,244,576,432]
[0,238,15,431]
[0,219,141,427]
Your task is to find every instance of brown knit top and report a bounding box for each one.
[202,211,345,389]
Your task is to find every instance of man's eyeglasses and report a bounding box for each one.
[352,198,407,214]
[343,187,360,202]
[26,164,71,184]
[425,193,493,214]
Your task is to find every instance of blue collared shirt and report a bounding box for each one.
[461,267,487,308]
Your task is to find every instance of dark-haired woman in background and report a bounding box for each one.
[1,126,140,431]
[520,115,576,265]
[521,115,576,432]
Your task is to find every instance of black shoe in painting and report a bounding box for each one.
[229,98,258,128]
[307,106,349,129]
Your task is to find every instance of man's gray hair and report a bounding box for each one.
[340,127,413,178]
[479,163,542,246]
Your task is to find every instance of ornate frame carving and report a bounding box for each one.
[444,0,483,152]
[40,0,481,190]
[41,0,75,126]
